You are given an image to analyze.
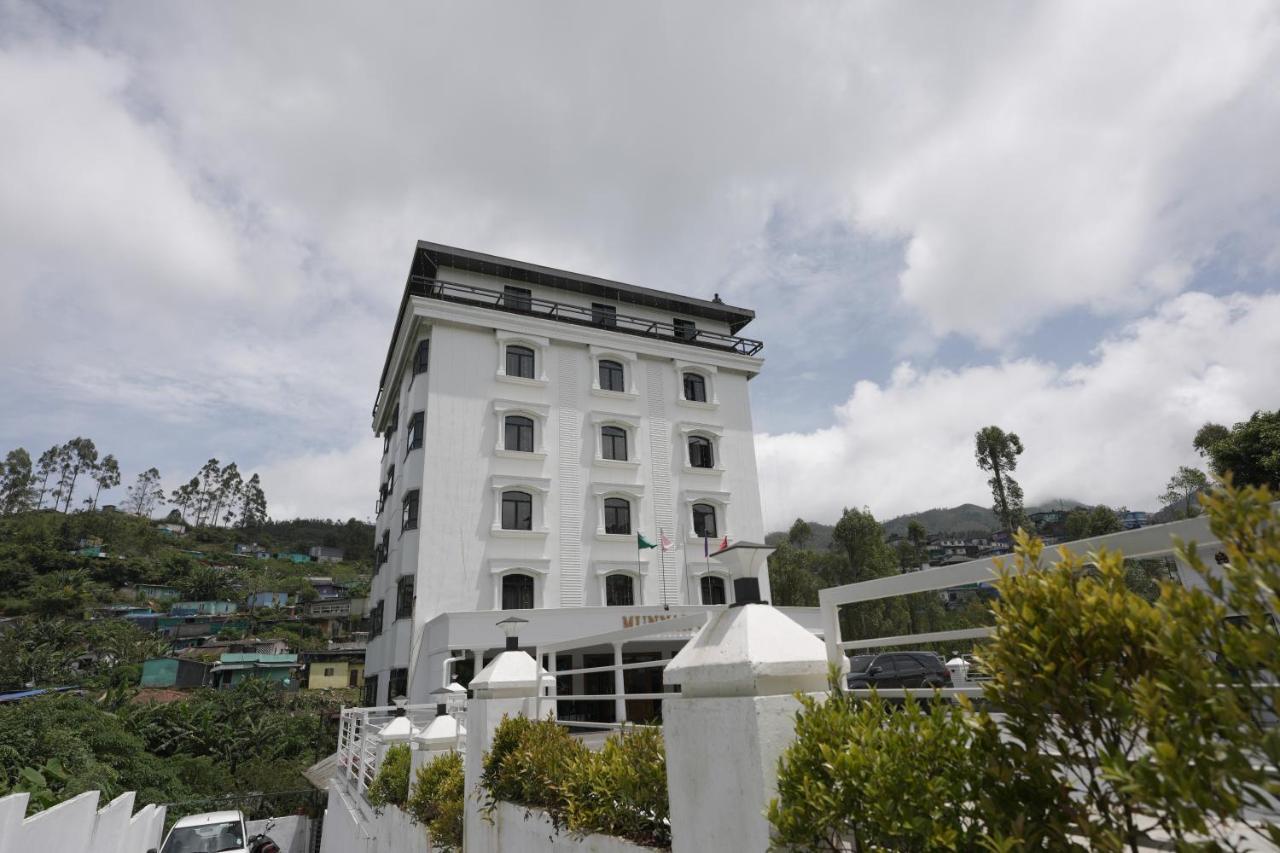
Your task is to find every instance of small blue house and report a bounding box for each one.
[171,601,238,617]
[246,591,290,609]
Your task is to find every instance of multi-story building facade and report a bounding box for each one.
[363,241,771,707]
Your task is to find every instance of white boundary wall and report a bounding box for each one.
[0,790,165,853]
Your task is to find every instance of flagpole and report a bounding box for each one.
[681,521,693,605]
[659,531,669,610]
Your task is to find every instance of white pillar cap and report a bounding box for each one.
[664,604,828,697]
[469,649,553,699]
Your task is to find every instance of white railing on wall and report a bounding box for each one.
[337,702,461,798]
[533,612,709,730]
[817,512,1226,698]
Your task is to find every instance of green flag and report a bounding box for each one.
[637,533,658,549]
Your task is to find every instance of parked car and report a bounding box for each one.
[846,652,952,690]
[155,810,249,853]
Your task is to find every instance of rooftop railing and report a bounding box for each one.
[408,276,764,357]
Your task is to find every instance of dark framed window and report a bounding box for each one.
[406,411,424,453]
[673,318,698,341]
[383,430,392,455]
[388,668,408,702]
[693,503,718,538]
[683,372,708,403]
[413,339,430,375]
[604,497,631,535]
[502,573,535,610]
[402,489,419,532]
[363,674,379,707]
[605,574,635,607]
[598,360,625,392]
[369,601,384,638]
[700,575,727,606]
[379,530,389,567]
[383,405,400,454]
[505,415,534,452]
[688,436,714,468]
[501,490,533,530]
[506,345,535,379]
[386,465,395,497]
[592,303,617,328]
[601,426,628,461]
[395,575,415,620]
[503,285,532,312]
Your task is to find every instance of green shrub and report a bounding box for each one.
[482,716,671,847]
[366,744,411,810]
[406,751,464,851]
[770,482,1280,851]
[565,725,670,847]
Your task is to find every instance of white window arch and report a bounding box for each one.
[495,330,549,386]
[683,490,731,544]
[589,345,638,398]
[593,561,646,607]
[674,360,718,408]
[592,483,645,541]
[493,400,550,457]
[490,475,551,537]
[693,568,732,605]
[678,422,725,473]
[489,559,550,610]
[591,412,640,468]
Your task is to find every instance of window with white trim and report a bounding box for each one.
[598,359,625,392]
[692,503,717,538]
[700,575,727,605]
[413,339,430,375]
[603,497,632,535]
[406,411,424,454]
[501,490,533,531]
[503,285,532,312]
[601,425,628,461]
[688,435,714,468]
[502,573,535,610]
[683,372,708,403]
[402,489,419,533]
[505,415,534,453]
[605,573,635,607]
[506,345,535,379]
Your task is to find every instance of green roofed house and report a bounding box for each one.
[209,653,301,689]
[137,584,182,601]
[141,657,211,689]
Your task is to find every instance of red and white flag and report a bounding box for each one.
[714,535,729,553]
[659,530,673,551]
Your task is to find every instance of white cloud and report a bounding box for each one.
[255,440,381,522]
[756,289,1280,530]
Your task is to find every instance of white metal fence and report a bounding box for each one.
[818,512,1226,700]
[337,702,461,798]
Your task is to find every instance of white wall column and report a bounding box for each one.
[612,642,626,723]
[662,604,827,853]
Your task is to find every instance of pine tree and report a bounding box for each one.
[974,426,1027,535]
[0,448,35,515]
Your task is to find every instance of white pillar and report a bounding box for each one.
[662,604,828,853]
[463,648,553,853]
[612,641,626,724]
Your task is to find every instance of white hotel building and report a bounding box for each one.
[364,241,799,714]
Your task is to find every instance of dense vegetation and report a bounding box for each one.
[770,482,1280,851]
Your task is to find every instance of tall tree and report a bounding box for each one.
[56,438,98,513]
[1064,505,1122,540]
[170,477,199,522]
[88,454,120,511]
[1192,410,1280,490]
[193,459,221,526]
[974,426,1026,534]
[787,518,812,548]
[33,446,60,510]
[238,473,268,528]
[124,468,165,517]
[0,448,34,515]
[906,520,928,564]
[1160,466,1209,518]
[212,462,242,527]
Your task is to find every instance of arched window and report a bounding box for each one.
[683,372,707,403]
[504,415,534,452]
[601,425,628,461]
[692,503,718,538]
[598,359,625,392]
[688,436,714,468]
[700,575,726,606]
[506,345,535,379]
[605,574,635,607]
[502,573,535,610]
[501,490,533,530]
[604,497,632,535]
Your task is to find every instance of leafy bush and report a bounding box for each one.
[565,725,670,847]
[482,716,670,847]
[406,751,464,851]
[770,482,1280,851]
[366,744,411,810]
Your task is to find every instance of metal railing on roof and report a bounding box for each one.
[408,276,765,357]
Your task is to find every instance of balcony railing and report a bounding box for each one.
[408,276,764,357]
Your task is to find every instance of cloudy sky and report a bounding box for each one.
[2,1,1278,529]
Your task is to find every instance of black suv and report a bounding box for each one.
[845,652,951,690]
